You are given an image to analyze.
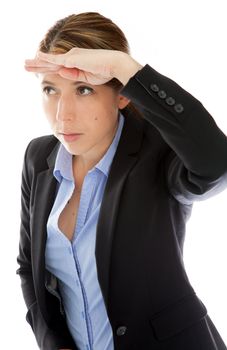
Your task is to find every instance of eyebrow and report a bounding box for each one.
[41,80,87,86]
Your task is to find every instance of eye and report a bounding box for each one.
[77,86,94,96]
[42,86,56,95]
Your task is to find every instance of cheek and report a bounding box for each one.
[42,100,56,124]
[90,110,118,135]
[91,97,119,122]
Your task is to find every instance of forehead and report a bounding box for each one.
[38,73,117,95]
[39,73,84,86]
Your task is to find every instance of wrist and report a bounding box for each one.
[112,51,143,85]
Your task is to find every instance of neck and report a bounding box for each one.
[72,120,118,182]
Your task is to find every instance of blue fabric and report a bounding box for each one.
[45,113,124,350]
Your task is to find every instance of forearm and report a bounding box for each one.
[112,51,143,85]
[26,300,76,350]
[121,64,227,180]
[17,268,76,349]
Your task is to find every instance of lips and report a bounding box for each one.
[59,132,83,143]
[59,131,83,135]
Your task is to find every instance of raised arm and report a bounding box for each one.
[25,48,227,201]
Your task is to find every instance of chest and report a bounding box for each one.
[58,188,81,241]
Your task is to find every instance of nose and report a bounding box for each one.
[56,94,76,121]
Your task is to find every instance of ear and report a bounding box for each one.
[117,95,130,110]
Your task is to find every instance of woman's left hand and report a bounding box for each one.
[25,48,142,85]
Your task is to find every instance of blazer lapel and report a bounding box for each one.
[96,113,144,307]
[31,143,59,319]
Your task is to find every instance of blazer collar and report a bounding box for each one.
[31,141,59,315]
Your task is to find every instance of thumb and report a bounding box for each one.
[58,67,81,81]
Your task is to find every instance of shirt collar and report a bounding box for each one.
[95,112,124,176]
[53,112,125,182]
[53,144,74,182]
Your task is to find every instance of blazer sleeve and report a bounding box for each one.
[121,64,227,204]
[16,141,77,350]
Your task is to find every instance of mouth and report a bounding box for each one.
[59,132,83,143]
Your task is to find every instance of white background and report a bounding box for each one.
[0,0,226,348]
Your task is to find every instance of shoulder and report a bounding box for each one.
[23,134,59,172]
[26,134,58,157]
[123,107,171,158]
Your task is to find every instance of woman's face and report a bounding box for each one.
[40,73,129,157]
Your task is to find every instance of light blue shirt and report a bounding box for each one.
[45,113,124,350]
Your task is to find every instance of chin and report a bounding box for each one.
[62,143,83,156]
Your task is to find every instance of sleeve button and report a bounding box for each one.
[116,326,127,336]
[158,90,167,99]
[174,104,184,113]
[150,83,159,92]
[165,97,175,106]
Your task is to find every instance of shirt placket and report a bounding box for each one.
[75,171,97,236]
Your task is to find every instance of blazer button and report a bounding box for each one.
[150,83,159,92]
[158,90,167,99]
[116,326,127,336]
[165,96,175,106]
[174,103,184,113]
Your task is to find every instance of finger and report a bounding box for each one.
[58,67,81,81]
[25,58,61,74]
[37,51,68,66]
[25,58,60,69]
[24,65,60,74]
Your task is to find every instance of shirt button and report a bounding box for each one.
[174,103,184,113]
[165,96,175,106]
[158,90,167,99]
[116,326,127,336]
[150,83,159,92]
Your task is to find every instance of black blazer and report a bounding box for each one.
[17,65,227,350]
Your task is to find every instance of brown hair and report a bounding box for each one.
[39,12,141,117]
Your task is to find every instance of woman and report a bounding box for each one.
[17,11,227,350]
